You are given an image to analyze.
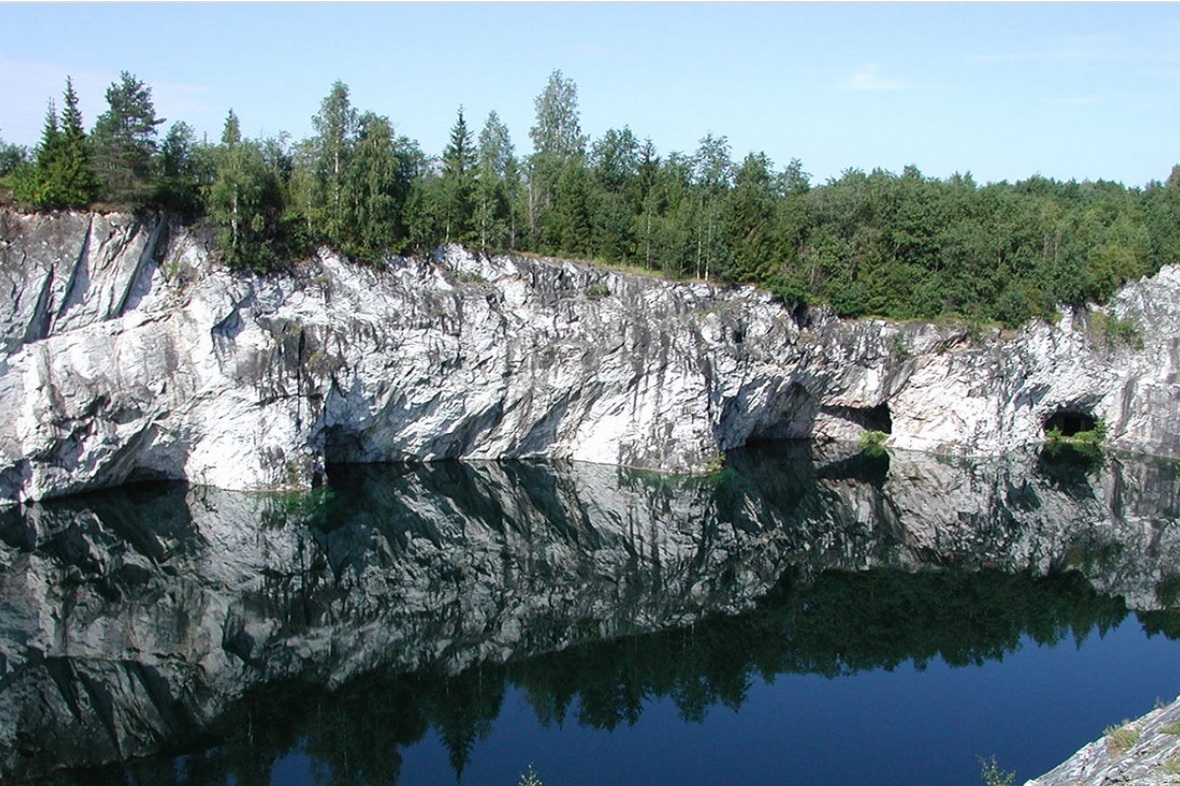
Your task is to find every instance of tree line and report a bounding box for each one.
[2,69,1178,327]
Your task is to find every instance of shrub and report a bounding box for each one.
[1104,722,1140,756]
[702,452,726,474]
[890,333,909,360]
[859,430,888,456]
[978,755,1015,786]
[1074,418,1108,446]
[1087,310,1145,350]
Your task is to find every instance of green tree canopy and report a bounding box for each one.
[90,71,164,205]
[11,78,99,209]
[440,106,476,244]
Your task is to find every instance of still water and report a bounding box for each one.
[2,443,1180,785]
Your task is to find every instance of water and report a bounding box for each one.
[3,443,1180,785]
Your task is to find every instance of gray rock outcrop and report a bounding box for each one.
[1026,696,1180,786]
[2,209,1179,502]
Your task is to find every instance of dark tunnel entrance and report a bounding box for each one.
[1043,410,1096,438]
[818,402,893,435]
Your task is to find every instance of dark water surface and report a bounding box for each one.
[3,444,1180,785]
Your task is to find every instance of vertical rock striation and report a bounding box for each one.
[2,208,1179,501]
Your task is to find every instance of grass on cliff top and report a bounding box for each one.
[1104,721,1140,756]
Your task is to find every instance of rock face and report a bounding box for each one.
[3,446,1180,782]
[1026,696,1180,786]
[2,208,1180,501]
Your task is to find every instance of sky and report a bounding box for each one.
[1,2,1178,188]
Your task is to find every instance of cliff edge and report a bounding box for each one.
[2,209,1179,502]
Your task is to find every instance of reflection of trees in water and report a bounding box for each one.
[95,565,1127,786]
[14,443,1180,786]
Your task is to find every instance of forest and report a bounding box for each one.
[2,69,1178,328]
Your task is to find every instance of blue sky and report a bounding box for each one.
[2,2,1178,187]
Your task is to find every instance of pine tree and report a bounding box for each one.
[90,71,164,206]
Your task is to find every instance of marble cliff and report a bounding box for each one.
[1,209,1179,502]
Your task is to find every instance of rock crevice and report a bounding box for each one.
[2,209,1180,501]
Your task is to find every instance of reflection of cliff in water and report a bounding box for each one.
[3,444,1180,783]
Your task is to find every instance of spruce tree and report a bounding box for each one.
[441,106,476,244]
[12,78,98,209]
[54,77,100,207]
[11,100,62,207]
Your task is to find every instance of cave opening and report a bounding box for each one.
[817,402,893,435]
[1043,410,1096,438]
[863,402,893,434]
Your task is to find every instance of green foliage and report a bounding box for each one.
[344,112,419,261]
[767,275,809,308]
[441,106,477,244]
[90,71,164,206]
[530,69,584,161]
[702,451,726,474]
[858,430,888,455]
[1075,418,1108,446]
[308,80,358,248]
[1044,419,1106,458]
[1104,721,1140,756]
[0,135,28,178]
[890,332,910,360]
[585,281,610,300]
[528,70,586,251]
[156,121,209,217]
[978,755,1015,786]
[1159,722,1180,735]
[3,69,1171,320]
[12,78,99,209]
[205,110,290,272]
[475,110,520,253]
[1087,310,1145,350]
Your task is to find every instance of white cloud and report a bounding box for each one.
[843,64,908,92]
